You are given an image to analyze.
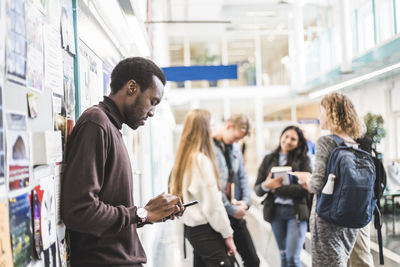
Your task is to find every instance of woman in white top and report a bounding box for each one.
[169,109,236,267]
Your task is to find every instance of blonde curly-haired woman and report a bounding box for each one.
[294,93,364,267]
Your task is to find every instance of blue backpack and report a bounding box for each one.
[316,135,376,228]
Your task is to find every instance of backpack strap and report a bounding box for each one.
[183,226,187,259]
[332,134,346,146]
[374,205,384,265]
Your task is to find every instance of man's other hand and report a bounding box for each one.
[232,205,247,220]
[144,193,184,223]
[236,200,249,210]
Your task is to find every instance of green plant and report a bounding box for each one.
[364,113,386,145]
[193,49,219,65]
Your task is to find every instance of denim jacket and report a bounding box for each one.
[214,141,252,216]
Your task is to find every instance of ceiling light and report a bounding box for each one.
[309,62,400,98]
[281,56,290,65]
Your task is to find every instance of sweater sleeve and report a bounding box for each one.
[307,135,337,194]
[236,150,252,207]
[254,155,271,196]
[189,154,234,239]
[61,122,138,237]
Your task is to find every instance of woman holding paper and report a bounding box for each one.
[169,109,236,267]
[254,125,311,267]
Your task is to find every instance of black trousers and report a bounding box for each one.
[184,224,233,267]
[229,217,260,267]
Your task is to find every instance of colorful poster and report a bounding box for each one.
[6,112,29,191]
[79,41,103,113]
[5,0,27,85]
[26,3,44,93]
[44,24,63,95]
[9,192,32,266]
[0,202,13,267]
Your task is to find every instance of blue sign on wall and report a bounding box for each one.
[162,65,238,82]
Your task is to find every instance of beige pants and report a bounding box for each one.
[348,223,374,267]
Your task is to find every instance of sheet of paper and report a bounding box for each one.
[44,242,57,267]
[26,2,44,93]
[60,0,75,54]
[40,176,57,250]
[5,0,27,85]
[6,112,29,191]
[44,24,63,95]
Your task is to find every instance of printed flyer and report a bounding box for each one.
[5,112,29,191]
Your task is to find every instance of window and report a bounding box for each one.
[396,0,400,33]
[397,114,400,159]
[375,0,395,43]
[357,1,375,52]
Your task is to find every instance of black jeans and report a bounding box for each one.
[229,217,260,267]
[184,224,233,267]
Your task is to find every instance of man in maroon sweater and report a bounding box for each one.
[61,57,184,267]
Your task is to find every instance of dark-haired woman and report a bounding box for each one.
[254,126,311,267]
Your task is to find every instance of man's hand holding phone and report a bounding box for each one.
[156,200,199,223]
[144,193,184,223]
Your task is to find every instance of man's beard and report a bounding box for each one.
[126,116,140,130]
[124,101,141,130]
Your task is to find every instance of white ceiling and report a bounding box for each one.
[162,0,292,39]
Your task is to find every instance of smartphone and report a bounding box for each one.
[183,200,199,208]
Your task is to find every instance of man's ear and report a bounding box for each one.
[127,80,138,95]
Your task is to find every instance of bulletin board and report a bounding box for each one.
[0,0,79,266]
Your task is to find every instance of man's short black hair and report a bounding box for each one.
[110,57,166,94]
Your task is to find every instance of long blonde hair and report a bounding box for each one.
[169,109,220,199]
[321,93,363,138]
